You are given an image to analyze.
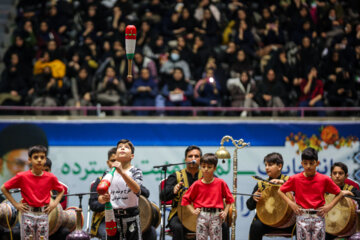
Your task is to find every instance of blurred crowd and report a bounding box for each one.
[0,0,359,116]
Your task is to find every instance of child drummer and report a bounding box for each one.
[246,152,293,240]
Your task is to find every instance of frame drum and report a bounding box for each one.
[0,200,18,229]
[139,195,161,232]
[325,194,357,236]
[256,186,295,228]
[177,203,197,232]
[48,203,64,235]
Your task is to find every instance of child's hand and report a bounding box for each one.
[98,193,111,204]
[270,179,284,184]
[192,208,201,216]
[44,201,57,214]
[341,190,353,196]
[14,202,28,212]
[112,161,123,174]
[219,210,227,221]
[317,205,331,217]
[253,190,262,202]
[289,201,301,215]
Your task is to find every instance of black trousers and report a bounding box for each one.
[169,214,229,240]
[249,217,294,240]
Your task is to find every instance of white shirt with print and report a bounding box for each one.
[109,166,143,209]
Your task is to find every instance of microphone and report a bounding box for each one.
[186,160,197,164]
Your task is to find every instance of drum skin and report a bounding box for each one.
[177,203,196,232]
[256,186,295,228]
[48,203,64,235]
[139,195,161,232]
[325,194,357,236]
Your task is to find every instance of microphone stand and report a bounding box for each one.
[0,188,21,196]
[153,162,188,240]
[61,192,97,209]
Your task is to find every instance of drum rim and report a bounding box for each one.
[325,194,357,236]
[139,195,152,233]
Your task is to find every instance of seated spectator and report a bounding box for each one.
[234,13,255,56]
[327,71,356,116]
[194,68,221,115]
[162,11,185,42]
[31,66,58,115]
[0,53,28,106]
[230,49,253,78]
[269,49,293,105]
[34,51,66,79]
[219,41,237,71]
[320,50,346,90]
[66,51,84,79]
[138,0,165,24]
[319,8,344,47]
[132,52,158,86]
[227,71,258,117]
[36,20,61,57]
[194,8,220,46]
[295,36,320,78]
[96,66,126,116]
[194,0,221,25]
[3,34,34,68]
[47,4,70,44]
[298,67,325,116]
[66,68,95,116]
[179,7,196,40]
[130,68,158,116]
[12,20,36,48]
[46,39,63,61]
[143,35,167,72]
[255,68,286,116]
[162,68,193,116]
[110,41,127,83]
[176,35,193,67]
[136,21,155,49]
[191,35,211,80]
[160,48,191,82]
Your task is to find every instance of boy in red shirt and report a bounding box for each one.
[181,153,234,240]
[278,147,343,240]
[1,145,64,240]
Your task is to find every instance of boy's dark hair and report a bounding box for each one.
[331,162,348,175]
[200,153,218,167]
[116,139,135,154]
[108,147,117,159]
[44,157,52,169]
[28,145,47,157]
[185,145,202,158]
[301,147,318,161]
[263,152,284,169]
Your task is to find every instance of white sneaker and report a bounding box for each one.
[241,111,247,117]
